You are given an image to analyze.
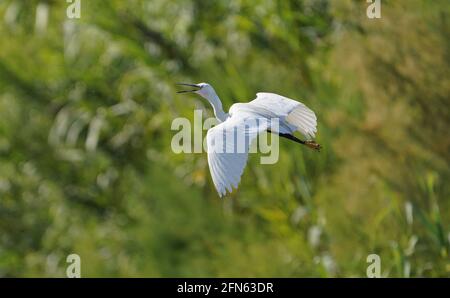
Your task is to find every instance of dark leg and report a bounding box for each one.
[267,129,321,151]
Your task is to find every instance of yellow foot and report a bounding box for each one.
[305,140,321,152]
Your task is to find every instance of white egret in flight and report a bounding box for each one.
[177,82,320,197]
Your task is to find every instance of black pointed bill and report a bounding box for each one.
[176,83,201,94]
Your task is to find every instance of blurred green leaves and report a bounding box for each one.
[0,0,448,277]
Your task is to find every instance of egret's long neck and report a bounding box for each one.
[204,90,228,122]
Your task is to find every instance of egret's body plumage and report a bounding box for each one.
[177,83,320,197]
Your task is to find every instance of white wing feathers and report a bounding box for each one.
[285,106,317,139]
[206,113,268,197]
[251,92,317,139]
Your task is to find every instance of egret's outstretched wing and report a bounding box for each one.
[250,92,317,139]
[206,113,268,197]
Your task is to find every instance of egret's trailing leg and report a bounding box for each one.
[267,129,321,151]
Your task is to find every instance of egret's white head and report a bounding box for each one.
[176,82,228,122]
[176,82,214,99]
[194,82,214,98]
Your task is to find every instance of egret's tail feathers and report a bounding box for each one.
[286,105,317,139]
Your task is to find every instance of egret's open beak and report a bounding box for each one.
[176,83,201,94]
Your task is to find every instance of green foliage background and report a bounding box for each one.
[0,0,448,277]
